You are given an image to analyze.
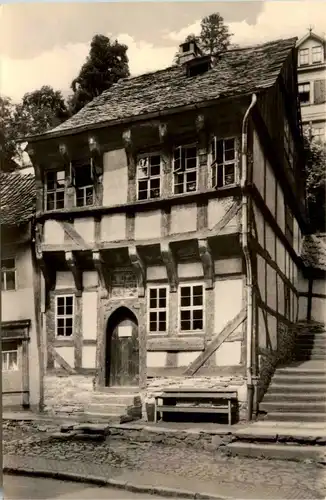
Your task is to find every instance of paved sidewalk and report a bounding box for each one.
[4,454,325,500]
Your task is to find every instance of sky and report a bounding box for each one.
[1,1,326,102]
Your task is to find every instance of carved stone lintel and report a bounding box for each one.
[59,143,70,163]
[92,251,110,298]
[128,246,146,298]
[122,128,132,151]
[65,251,83,297]
[198,239,214,290]
[158,122,168,143]
[88,135,100,157]
[195,113,205,133]
[160,242,178,293]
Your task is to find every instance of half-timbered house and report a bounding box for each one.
[25,37,309,421]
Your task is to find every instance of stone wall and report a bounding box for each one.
[43,374,94,416]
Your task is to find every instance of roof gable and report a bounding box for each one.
[296,31,326,48]
[28,37,297,141]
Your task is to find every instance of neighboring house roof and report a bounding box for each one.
[301,234,326,271]
[0,171,35,226]
[28,37,297,141]
[296,31,326,48]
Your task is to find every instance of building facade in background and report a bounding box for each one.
[297,30,326,142]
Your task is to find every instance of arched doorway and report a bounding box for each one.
[105,307,139,387]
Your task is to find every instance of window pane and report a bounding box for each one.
[138,180,148,200]
[150,289,157,299]
[185,146,197,159]
[158,311,166,322]
[56,191,65,209]
[66,318,73,328]
[181,286,191,297]
[149,178,160,198]
[193,285,202,296]
[158,297,166,308]
[158,288,166,299]
[57,327,65,336]
[216,140,224,164]
[8,351,18,370]
[66,296,73,306]
[193,319,203,330]
[65,326,73,337]
[5,271,15,290]
[65,304,73,315]
[57,318,64,328]
[224,139,235,160]
[2,259,15,269]
[149,298,157,309]
[225,164,235,185]
[174,173,184,194]
[47,193,55,211]
[181,310,191,320]
[193,309,203,320]
[149,312,157,322]
[181,320,191,331]
[186,171,197,192]
[158,321,166,332]
[56,170,65,187]
[57,297,65,307]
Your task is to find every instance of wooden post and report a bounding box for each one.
[21,339,30,408]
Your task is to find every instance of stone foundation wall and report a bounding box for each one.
[43,374,94,416]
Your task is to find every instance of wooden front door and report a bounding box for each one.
[105,307,139,387]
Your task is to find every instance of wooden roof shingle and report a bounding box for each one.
[0,172,35,226]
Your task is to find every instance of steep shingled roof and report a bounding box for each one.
[0,172,35,226]
[301,234,326,271]
[37,37,297,139]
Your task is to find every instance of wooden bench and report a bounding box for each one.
[154,388,238,425]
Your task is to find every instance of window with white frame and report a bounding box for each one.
[1,258,16,291]
[179,284,204,332]
[45,170,65,210]
[284,119,294,169]
[312,45,322,64]
[173,144,198,194]
[312,126,325,142]
[299,48,309,66]
[2,350,18,371]
[298,83,310,104]
[137,154,161,200]
[72,161,95,207]
[211,137,238,188]
[148,286,168,333]
[56,295,74,337]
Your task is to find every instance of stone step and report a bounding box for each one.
[273,374,326,384]
[296,337,326,346]
[234,426,326,443]
[91,393,141,406]
[226,442,326,461]
[260,401,326,413]
[276,365,326,375]
[94,386,140,394]
[295,344,326,352]
[50,431,105,442]
[265,411,326,422]
[263,392,326,402]
[295,354,326,361]
[83,412,133,424]
[86,403,129,415]
[268,383,326,393]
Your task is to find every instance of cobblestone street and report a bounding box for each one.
[4,420,326,499]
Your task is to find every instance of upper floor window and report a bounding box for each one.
[173,144,198,194]
[45,170,65,210]
[211,137,238,188]
[312,126,325,142]
[2,350,18,371]
[56,295,74,337]
[299,48,309,66]
[298,83,310,104]
[1,258,16,291]
[284,119,294,169]
[312,45,323,64]
[148,286,168,333]
[137,154,161,200]
[179,284,204,332]
[73,162,95,207]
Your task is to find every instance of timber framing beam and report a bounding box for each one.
[198,238,214,289]
[128,245,146,297]
[92,250,110,297]
[65,251,83,297]
[35,226,56,306]
[160,242,178,293]
[183,308,247,376]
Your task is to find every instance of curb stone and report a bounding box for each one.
[3,466,228,500]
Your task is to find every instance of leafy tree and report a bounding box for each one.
[200,13,233,55]
[304,131,326,232]
[0,96,18,170]
[69,34,130,115]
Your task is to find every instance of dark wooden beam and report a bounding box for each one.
[307,276,313,321]
[183,308,247,376]
[211,201,241,234]
[160,241,178,293]
[198,238,214,289]
[48,345,76,374]
[65,251,83,297]
[147,336,205,352]
[128,245,146,297]
[92,250,110,298]
[35,226,56,307]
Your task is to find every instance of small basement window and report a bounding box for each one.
[45,170,65,210]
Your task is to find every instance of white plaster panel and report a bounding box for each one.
[83,271,98,288]
[265,222,275,259]
[207,198,232,230]
[313,280,326,296]
[56,271,75,289]
[252,130,265,197]
[258,308,267,349]
[257,255,266,303]
[265,161,276,216]
[171,204,197,234]
[266,264,277,312]
[214,278,243,334]
[82,291,98,340]
[74,218,95,243]
[82,346,97,369]
[44,220,65,245]
[298,296,308,320]
[277,275,285,316]
[293,219,299,255]
[298,271,309,293]
[101,214,126,242]
[134,211,161,240]
[147,266,168,281]
[103,149,128,206]
[267,314,277,351]
[215,341,241,366]
[276,238,285,275]
[54,347,75,368]
[178,262,203,279]
[147,351,167,368]
[276,184,285,233]
[177,351,202,367]
[311,298,326,323]
[214,258,242,275]
[253,202,264,247]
